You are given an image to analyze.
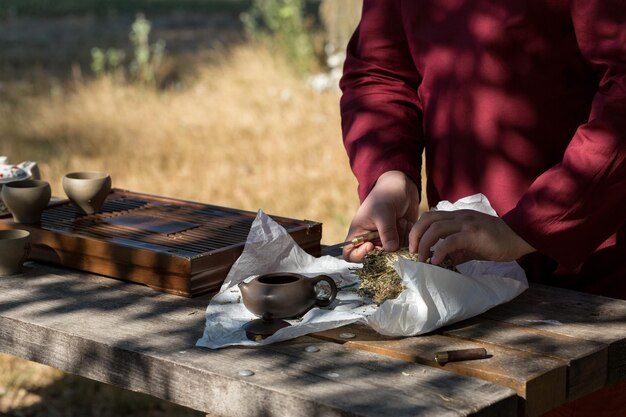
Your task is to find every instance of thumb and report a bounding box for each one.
[373,218,400,252]
[369,202,401,252]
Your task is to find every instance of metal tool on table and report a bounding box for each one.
[324,230,380,252]
[434,348,489,365]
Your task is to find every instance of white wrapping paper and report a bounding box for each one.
[196,194,528,349]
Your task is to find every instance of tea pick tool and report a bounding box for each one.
[324,231,380,252]
[435,348,488,365]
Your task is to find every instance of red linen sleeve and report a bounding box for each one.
[503,0,626,270]
[340,0,424,202]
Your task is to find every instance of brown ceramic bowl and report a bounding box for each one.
[1,179,51,223]
[0,229,31,276]
[62,171,111,215]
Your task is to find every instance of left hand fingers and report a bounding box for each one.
[429,232,478,265]
[409,209,536,264]
[408,211,458,258]
[413,217,465,262]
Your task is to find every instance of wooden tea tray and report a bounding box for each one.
[0,189,322,297]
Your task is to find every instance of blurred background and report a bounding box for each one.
[0,0,363,415]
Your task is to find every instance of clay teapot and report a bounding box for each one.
[239,272,338,320]
[0,157,41,186]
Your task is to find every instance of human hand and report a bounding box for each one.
[343,170,420,262]
[408,209,535,265]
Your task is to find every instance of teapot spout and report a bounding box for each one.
[17,161,40,180]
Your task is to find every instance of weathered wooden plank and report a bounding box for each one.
[481,284,626,384]
[441,318,608,401]
[312,324,567,417]
[0,263,517,417]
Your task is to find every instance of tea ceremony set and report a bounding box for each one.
[0,157,110,275]
[1,155,625,417]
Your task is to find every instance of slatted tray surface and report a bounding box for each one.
[0,189,322,297]
[41,194,264,256]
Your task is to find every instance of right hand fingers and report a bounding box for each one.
[342,217,402,262]
[343,202,407,262]
[343,241,375,263]
[375,223,400,252]
[369,202,400,253]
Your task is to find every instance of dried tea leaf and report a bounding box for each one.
[352,249,414,305]
[353,249,457,305]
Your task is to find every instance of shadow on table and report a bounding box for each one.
[1,261,625,417]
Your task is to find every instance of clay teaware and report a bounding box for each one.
[239,272,338,319]
[62,171,111,215]
[239,272,338,340]
[0,229,31,276]
[1,180,51,223]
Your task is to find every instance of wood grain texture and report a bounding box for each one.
[0,263,516,417]
[482,284,626,384]
[440,318,607,401]
[0,189,322,297]
[312,324,567,417]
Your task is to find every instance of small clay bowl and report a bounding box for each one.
[0,229,31,276]
[62,171,111,215]
[1,179,51,223]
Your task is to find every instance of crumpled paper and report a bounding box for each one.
[196,194,528,348]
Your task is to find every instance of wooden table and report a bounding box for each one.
[1,262,625,417]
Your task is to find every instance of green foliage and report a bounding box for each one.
[129,14,166,86]
[90,48,126,81]
[241,0,318,74]
[89,14,165,87]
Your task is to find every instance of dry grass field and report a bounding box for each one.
[1,45,359,243]
[0,9,364,416]
[0,351,206,416]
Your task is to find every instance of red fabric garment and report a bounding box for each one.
[340,0,626,298]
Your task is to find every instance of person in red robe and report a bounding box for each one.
[340,1,626,416]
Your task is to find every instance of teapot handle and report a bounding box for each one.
[312,275,338,307]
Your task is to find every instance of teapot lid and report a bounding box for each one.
[0,165,30,184]
[243,318,290,341]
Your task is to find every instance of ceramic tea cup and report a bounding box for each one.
[62,171,111,215]
[0,229,31,276]
[1,179,51,223]
[239,272,338,320]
